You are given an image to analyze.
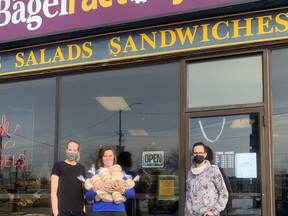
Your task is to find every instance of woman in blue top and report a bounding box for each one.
[86,146,135,216]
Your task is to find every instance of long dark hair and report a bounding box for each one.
[192,142,207,154]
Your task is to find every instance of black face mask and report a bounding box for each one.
[193,155,205,164]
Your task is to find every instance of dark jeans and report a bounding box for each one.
[58,211,87,216]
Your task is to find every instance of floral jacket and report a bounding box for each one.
[185,160,229,216]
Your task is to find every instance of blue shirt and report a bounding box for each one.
[85,169,135,212]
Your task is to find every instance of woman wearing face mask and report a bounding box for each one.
[185,142,229,216]
[85,146,135,216]
[51,140,86,216]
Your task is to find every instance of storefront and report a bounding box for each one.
[0,0,288,215]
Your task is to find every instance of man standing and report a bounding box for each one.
[185,142,228,216]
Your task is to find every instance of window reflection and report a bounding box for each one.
[0,63,179,215]
[271,48,288,216]
[0,78,55,215]
[60,63,179,215]
[187,55,263,108]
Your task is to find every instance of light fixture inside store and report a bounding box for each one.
[95,96,130,111]
[128,129,148,136]
[230,118,255,128]
[95,96,142,152]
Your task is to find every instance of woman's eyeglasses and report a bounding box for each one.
[192,152,205,155]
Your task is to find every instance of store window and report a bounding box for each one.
[187,55,263,108]
[0,78,55,215]
[60,63,179,215]
[271,48,288,216]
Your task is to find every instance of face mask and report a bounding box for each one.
[66,152,77,161]
[193,155,205,164]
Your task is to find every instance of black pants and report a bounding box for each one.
[92,212,127,216]
[58,211,87,216]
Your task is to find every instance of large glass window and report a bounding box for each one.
[60,63,179,215]
[0,78,55,215]
[271,48,288,216]
[187,55,263,108]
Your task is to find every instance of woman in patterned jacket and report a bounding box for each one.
[185,142,229,216]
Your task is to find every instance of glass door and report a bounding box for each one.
[190,113,262,216]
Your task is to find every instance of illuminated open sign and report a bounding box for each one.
[142,151,164,168]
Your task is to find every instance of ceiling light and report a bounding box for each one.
[95,96,130,111]
[128,129,148,136]
[230,118,255,128]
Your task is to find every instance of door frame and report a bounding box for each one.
[182,106,273,216]
[178,50,273,215]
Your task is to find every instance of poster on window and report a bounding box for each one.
[158,175,177,200]
[235,153,257,178]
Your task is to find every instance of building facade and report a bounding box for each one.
[0,0,288,215]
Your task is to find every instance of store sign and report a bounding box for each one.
[0,6,287,76]
[0,0,260,43]
[142,151,164,168]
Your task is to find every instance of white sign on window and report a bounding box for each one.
[142,151,164,168]
[235,153,257,178]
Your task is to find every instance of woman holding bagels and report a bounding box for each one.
[85,146,135,216]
